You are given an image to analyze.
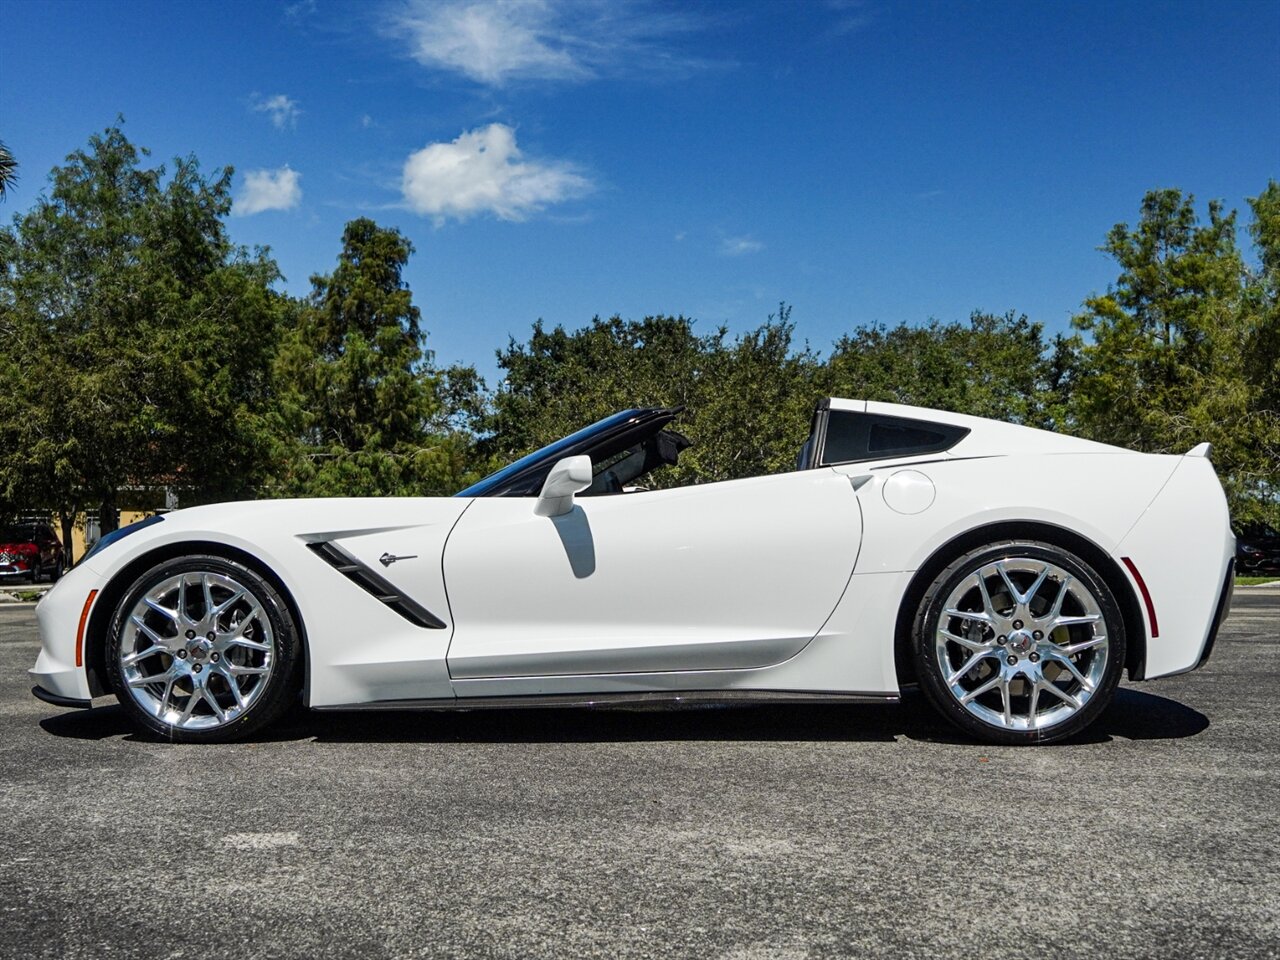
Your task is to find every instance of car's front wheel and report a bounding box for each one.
[912,540,1125,745]
[105,555,302,743]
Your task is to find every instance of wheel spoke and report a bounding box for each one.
[212,587,247,618]
[974,571,997,619]
[1056,635,1106,656]
[122,645,167,666]
[947,651,990,685]
[156,676,176,717]
[1043,575,1074,622]
[939,628,994,652]
[221,667,247,709]
[1051,614,1102,629]
[1027,682,1040,722]
[143,597,178,622]
[202,687,226,723]
[944,606,992,624]
[1039,681,1081,710]
[131,616,170,646]
[961,674,1002,705]
[1048,652,1095,692]
[202,575,215,621]
[1022,565,1050,606]
[227,637,270,654]
[995,561,1021,606]
[1001,678,1013,726]
[128,668,173,687]
[228,663,269,676]
[178,689,202,724]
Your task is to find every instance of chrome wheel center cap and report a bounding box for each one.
[1007,630,1035,654]
[188,639,213,662]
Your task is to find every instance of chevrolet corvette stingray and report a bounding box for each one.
[30,399,1235,745]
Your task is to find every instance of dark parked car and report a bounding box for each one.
[1235,523,1280,574]
[0,522,66,583]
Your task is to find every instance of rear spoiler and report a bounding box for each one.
[1185,442,1212,458]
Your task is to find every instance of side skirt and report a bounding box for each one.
[313,689,900,712]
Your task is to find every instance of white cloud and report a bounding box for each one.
[721,235,764,256]
[387,0,710,87]
[252,93,301,129]
[234,166,302,216]
[401,123,591,223]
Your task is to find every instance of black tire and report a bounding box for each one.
[912,539,1125,746]
[105,554,302,743]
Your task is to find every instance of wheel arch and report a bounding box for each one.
[84,540,310,702]
[892,520,1146,687]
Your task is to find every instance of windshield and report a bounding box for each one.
[456,410,649,498]
[0,526,36,542]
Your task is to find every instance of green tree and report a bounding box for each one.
[0,123,285,545]
[269,218,484,497]
[825,311,1064,428]
[0,140,16,201]
[1070,187,1280,523]
[488,307,822,487]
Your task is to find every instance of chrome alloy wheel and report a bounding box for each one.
[934,558,1108,732]
[117,571,275,731]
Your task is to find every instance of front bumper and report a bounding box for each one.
[27,561,105,702]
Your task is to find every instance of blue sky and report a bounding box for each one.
[3,0,1278,381]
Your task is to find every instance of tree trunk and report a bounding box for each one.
[59,509,75,566]
[99,491,119,536]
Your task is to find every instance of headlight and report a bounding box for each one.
[83,515,165,563]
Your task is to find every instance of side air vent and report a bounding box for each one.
[307,541,447,629]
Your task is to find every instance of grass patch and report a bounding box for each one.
[1237,576,1280,586]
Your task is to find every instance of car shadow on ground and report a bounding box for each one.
[40,686,1208,747]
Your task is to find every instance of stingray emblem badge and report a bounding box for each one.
[379,552,417,567]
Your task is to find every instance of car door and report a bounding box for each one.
[442,468,862,681]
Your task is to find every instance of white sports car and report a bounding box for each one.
[30,399,1235,745]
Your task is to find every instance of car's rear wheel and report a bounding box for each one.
[912,540,1125,745]
[105,555,302,743]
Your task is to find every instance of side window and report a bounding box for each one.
[820,411,968,465]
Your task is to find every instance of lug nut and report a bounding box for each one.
[185,630,196,640]
[1012,619,1024,630]
[1033,630,1043,641]
[1029,652,1041,663]
[207,632,216,642]
[193,663,202,673]
[211,652,220,662]
[997,635,1007,645]
[1006,655,1018,666]
[176,649,187,659]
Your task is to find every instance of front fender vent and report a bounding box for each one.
[307,541,447,630]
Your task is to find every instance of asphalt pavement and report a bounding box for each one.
[1,589,1278,959]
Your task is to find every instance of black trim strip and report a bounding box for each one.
[1197,558,1235,669]
[314,690,900,712]
[31,685,92,709]
[307,541,447,629]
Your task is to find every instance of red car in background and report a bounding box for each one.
[0,522,66,583]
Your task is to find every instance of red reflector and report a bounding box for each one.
[1121,557,1159,639]
[75,590,98,668]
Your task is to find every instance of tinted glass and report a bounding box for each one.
[821,411,968,464]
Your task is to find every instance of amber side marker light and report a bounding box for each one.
[75,589,98,668]
[1120,557,1159,639]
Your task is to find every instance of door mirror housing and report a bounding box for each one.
[535,456,593,517]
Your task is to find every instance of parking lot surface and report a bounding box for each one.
[2,590,1278,959]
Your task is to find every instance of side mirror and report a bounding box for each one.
[535,455,593,517]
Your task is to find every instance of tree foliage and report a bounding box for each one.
[1070,186,1280,522]
[0,124,285,535]
[268,218,484,497]
[1,123,1276,532]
